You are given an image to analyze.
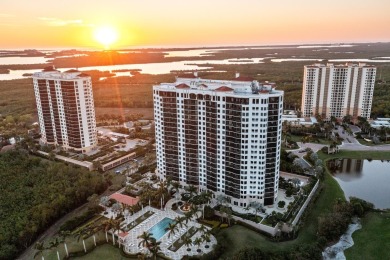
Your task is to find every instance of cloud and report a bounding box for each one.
[38,17,84,27]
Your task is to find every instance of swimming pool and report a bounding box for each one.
[148,217,174,240]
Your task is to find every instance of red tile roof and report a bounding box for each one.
[175,83,190,89]
[110,193,139,206]
[64,69,80,73]
[215,86,234,91]
[198,84,208,88]
[77,73,90,77]
[118,232,128,238]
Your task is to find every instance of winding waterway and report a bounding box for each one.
[322,218,362,260]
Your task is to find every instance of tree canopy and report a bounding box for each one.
[0,149,108,260]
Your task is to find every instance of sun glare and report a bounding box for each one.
[93,26,118,48]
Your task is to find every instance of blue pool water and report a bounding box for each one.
[148,217,174,240]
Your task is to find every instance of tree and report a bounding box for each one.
[183,237,193,251]
[249,201,264,221]
[170,181,180,199]
[156,180,169,208]
[165,222,178,239]
[343,115,352,125]
[148,239,161,260]
[74,228,88,253]
[174,216,186,229]
[193,237,203,252]
[59,231,71,257]
[101,217,115,243]
[216,194,228,206]
[111,218,123,247]
[185,185,197,197]
[137,232,153,248]
[33,241,46,260]
[47,238,60,260]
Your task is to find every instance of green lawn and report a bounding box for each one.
[344,211,390,260]
[219,171,345,257]
[71,244,132,260]
[318,150,390,161]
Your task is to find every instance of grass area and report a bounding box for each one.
[318,150,390,161]
[71,243,131,260]
[344,211,390,260]
[218,171,345,257]
[356,138,390,147]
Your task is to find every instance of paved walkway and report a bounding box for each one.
[108,205,216,260]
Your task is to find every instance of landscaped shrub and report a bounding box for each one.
[285,188,293,197]
[278,201,286,208]
[203,205,215,219]
[220,224,229,228]
[171,203,178,210]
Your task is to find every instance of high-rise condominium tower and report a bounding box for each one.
[32,67,97,153]
[301,63,376,119]
[153,75,283,206]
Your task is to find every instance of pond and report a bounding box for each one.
[328,159,390,209]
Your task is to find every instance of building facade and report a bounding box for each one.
[32,67,97,153]
[301,63,376,119]
[153,76,283,206]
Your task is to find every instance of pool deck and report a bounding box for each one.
[110,205,216,259]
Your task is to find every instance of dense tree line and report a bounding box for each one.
[317,197,374,243]
[0,149,109,260]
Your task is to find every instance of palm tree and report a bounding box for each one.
[48,238,60,260]
[244,204,251,217]
[183,237,193,251]
[111,218,123,247]
[171,181,180,199]
[165,222,178,239]
[185,185,197,198]
[249,201,264,221]
[137,231,153,248]
[198,225,207,235]
[183,211,193,224]
[201,233,211,244]
[174,216,186,229]
[193,237,203,253]
[216,194,227,206]
[101,217,114,243]
[148,239,162,260]
[156,180,169,208]
[74,228,88,253]
[34,241,46,260]
[59,230,71,257]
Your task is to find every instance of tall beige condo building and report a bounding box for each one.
[32,67,98,153]
[301,63,376,119]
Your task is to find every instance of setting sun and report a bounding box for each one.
[93,26,118,48]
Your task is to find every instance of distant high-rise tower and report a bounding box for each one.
[301,63,376,119]
[153,75,283,206]
[32,67,97,153]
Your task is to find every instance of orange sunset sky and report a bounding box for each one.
[1,0,389,49]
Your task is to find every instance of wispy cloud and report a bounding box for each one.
[38,17,84,27]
